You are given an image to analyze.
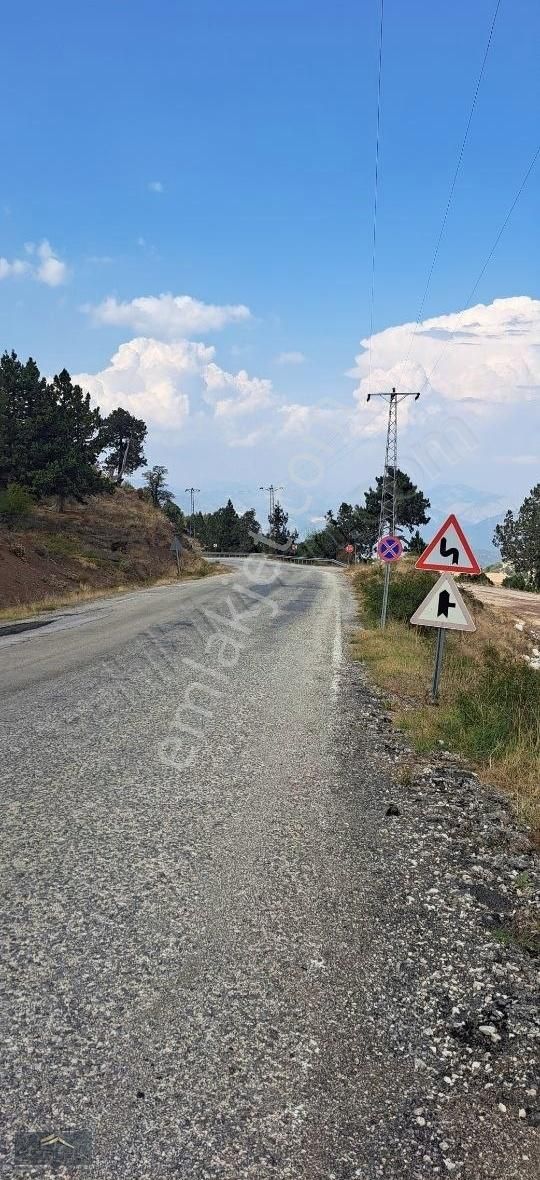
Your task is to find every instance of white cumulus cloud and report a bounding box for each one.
[75,335,276,441]
[351,296,540,407]
[0,257,30,279]
[86,292,252,337]
[34,240,69,286]
[0,239,68,286]
[148,180,164,193]
[203,363,274,417]
[75,337,215,428]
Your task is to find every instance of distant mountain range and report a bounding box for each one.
[425,485,507,566]
[426,514,500,567]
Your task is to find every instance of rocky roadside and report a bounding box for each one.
[335,654,539,1179]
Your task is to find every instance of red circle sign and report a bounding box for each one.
[344,544,354,554]
[377,535,403,562]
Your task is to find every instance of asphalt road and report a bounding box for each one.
[1,560,537,1178]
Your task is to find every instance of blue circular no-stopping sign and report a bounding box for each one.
[377,535,403,562]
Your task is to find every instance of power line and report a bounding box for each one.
[419,141,540,397]
[367,0,385,397]
[396,0,502,385]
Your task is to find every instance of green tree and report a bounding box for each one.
[0,351,49,488]
[238,508,261,551]
[30,369,105,510]
[190,501,261,551]
[99,407,147,483]
[407,529,427,556]
[143,465,173,508]
[494,485,540,590]
[209,499,242,549]
[327,502,377,558]
[0,354,107,510]
[163,500,186,532]
[268,501,297,549]
[364,468,430,539]
[297,527,338,560]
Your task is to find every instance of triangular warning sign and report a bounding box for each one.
[415,513,481,575]
[410,573,476,632]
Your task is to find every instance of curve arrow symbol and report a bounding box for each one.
[440,537,459,564]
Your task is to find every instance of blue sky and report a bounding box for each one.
[1,0,539,535]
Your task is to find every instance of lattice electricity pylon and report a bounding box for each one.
[366,387,420,537]
[259,484,283,518]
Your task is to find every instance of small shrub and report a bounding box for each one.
[359,567,437,624]
[0,484,34,530]
[457,571,492,585]
[42,534,80,557]
[502,573,532,591]
[440,647,540,762]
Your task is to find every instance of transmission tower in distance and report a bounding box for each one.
[259,484,283,519]
[185,487,200,536]
[367,387,420,626]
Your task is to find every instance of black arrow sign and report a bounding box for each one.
[437,590,456,618]
[440,536,459,564]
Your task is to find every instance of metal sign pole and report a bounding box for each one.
[431,627,446,702]
[380,562,391,629]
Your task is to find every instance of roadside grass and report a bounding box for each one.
[351,564,540,832]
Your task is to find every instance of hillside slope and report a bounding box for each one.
[0,488,206,611]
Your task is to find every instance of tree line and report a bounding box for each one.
[296,469,430,560]
[0,351,148,511]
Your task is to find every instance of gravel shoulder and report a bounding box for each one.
[0,563,537,1178]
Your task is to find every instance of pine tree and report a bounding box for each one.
[268,501,297,548]
[407,529,427,555]
[494,486,540,590]
[142,466,172,508]
[99,407,147,483]
[364,468,430,538]
[31,370,104,510]
[0,351,48,487]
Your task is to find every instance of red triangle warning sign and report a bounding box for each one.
[415,513,481,575]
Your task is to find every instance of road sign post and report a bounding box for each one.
[380,563,390,628]
[431,627,446,702]
[170,536,182,577]
[376,535,404,628]
[410,564,477,701]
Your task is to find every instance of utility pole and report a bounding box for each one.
[185,487,200,537]
[366,387,420,627]
[259,484,283,521]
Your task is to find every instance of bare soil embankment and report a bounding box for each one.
[0,488,211,616]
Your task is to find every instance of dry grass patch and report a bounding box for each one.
[351,564,540,832]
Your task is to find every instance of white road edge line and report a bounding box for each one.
[332,597,342,696]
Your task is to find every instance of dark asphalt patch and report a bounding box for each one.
[0,618,54,637]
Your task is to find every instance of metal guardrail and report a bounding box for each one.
[201,551,346,567]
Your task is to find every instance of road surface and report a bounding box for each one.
[0,560,537,1178]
